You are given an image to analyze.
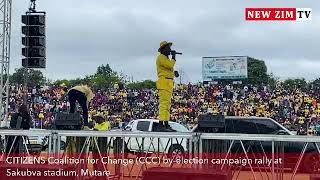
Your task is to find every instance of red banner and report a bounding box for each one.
[246,8,296,21]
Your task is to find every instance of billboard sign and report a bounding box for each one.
[202,56,248,81]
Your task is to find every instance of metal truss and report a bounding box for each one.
[0,0,12,126]
[0,130,320,180]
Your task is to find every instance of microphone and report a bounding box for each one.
[171,50,182,55]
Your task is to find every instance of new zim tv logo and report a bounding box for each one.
[246,8,312,21]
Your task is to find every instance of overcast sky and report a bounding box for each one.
[10,0,319,83]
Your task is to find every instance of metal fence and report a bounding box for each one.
[0,130,319,180]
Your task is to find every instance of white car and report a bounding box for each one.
[123,119,190,154]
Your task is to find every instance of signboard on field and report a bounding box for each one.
[202,56,248,81]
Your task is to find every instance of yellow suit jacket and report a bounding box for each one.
[156,54,175,92]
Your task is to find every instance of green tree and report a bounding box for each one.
[96,64,113,77]
[68,76,92,87]
[68,78,84,87]
[311,78,320,90]
[52,79,71,87]
[282,78,307,90]
[51,64,124,89]
[91,64,122,89]
[10,68,45,87]
[267,73,279,89]
[127,80,156,90]
[247,57,269,86]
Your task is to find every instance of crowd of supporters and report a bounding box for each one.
[6,83,320,135]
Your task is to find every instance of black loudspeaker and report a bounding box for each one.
[22,14,45,25]
[22,36,46,46]
[22,47,46,57]
[21,12,46,69]
[197,113,225,129]
[22,57,46,68]
[54,113,82,130]
[22,26,46,36]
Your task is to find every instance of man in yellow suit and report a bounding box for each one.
[156,41,179,131]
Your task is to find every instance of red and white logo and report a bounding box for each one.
[245,8,312,21]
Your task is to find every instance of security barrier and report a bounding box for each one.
[0,130,319,180]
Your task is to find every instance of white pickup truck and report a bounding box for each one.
[123,119,190,154]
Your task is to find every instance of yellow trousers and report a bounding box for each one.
[159,89,173,121]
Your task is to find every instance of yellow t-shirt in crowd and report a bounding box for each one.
[94,121,110,131]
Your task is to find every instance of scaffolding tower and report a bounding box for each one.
[0,0,12,126]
